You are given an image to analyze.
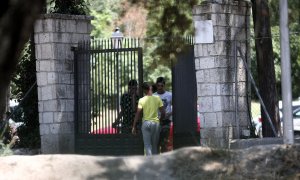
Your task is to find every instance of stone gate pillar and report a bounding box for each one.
[193,0,251,148]
[34,14,92,153]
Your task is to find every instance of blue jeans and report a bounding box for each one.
[141,120,161,156]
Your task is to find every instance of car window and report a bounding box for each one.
[294,109,300,118]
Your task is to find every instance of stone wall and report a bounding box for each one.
[34,14,92,153]
[193,0,251,148]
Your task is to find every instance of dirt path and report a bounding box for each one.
[0,144,299,180]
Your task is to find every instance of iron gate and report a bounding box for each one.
[74,39,144,155]
[172,45,199,149]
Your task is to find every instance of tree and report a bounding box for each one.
[251,0,280,137]
[0,0,45,122]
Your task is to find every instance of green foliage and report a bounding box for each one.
[145,0,199,64]
[271,24,300,99]
[0,141,13,156]
[11,40,40,149]
[89,0,122,37]
[49,0,89,15]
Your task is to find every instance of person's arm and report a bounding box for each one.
[166,93,172,119]
[132,108,142,135]
[113,110,123,127]
[159,106,166,123]
[113,95,125,127]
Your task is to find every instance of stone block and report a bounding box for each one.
[59,73,70,84]
[213,96,222,111]
[218,112,235,126]
[76,20,88,33]
[237,81,246,96]
[50,123,60,134]
[200,83,216,96]
[42,19,55,32]
[47,72,57,84]
[38,102,43,112]
[199,57,215,69]
[216,83,233,96]
[222,96,235,111]
[204,113,217,127]
[42,112,54,123]
[43,100,59,112]
[194,58,200,70]
[67,112,74,122]
[238,111,249,126]
[207,44,218,56]
[41,44,54,59]
[39,33,51,44]
[65,100,74,112]
[35,45,42,59]
[54,43,67,60]
[41,86,54,100]
[37,87,42,102]
[66,85,74,99]
[214,56,233,68]
[40,134,59,154]
[39,124,50,135]
[61,33,72,43]
[58,133,75,153]
[56,85,66,98]
[60,122,74,134]
[55,19,67,32]
[36,72,48,86]
[198,96,213,112]
[66,20,76,33]
[196,70,204,83]
[39,60,52,72]
[34,20,43,33]
[64,59,74,72]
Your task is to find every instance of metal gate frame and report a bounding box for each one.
[73,39,144,155]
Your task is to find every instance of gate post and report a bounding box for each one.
[193,0,251,148]
[34,14,92,153]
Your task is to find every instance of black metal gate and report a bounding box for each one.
[172,45,199,149]
[74,39,144,155]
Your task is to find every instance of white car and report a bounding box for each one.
[253,106,300,137]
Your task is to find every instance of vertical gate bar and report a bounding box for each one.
[103,40,106,133]
[108,42,112,134]
[127,39,130,83]
[99,40,105,133]
[91,40,94,133]
[94,40,98,133]
[116,49,120,132]
[138,48,143,97]
[96,40,99,133]
[83,41,86,133]
[99,40,101,133]
[74,46,78,137]
[86,40,90,133]
[92,40,95,133]
[133,39,137,80]
[102,40,108,133]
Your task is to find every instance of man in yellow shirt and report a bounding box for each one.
[132,82,165,156]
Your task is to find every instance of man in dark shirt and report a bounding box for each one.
[113,79,139,134]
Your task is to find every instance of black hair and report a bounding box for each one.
[128,79,138,86]
[156,77,165,84]
[142,82,151,92]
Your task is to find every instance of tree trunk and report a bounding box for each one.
[0,0,45,121]
[251,0,280,137]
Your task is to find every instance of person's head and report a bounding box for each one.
[142,82,152,95]
[128,79,138,95]
[156,77,166,94]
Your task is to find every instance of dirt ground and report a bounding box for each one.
[0,144,299,180]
